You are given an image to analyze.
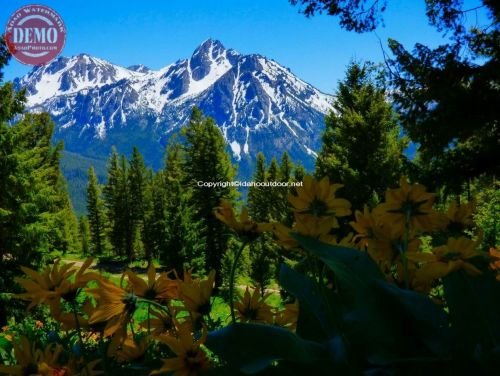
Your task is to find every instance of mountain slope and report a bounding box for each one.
[15,39,333,212]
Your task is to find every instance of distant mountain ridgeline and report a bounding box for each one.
[15,39,333,212]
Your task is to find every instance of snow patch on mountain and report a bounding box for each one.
[185,45,233,97]
[14,39,334,181]
[19,54,145,107]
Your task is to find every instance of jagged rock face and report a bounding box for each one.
[14,39,332,176]
[127,64,151,73]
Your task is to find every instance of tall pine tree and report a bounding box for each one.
[277,152,294,225]
[248,153,276,292]
[266,157,281,222]
[103,148,126,257]
[181,107,236,284]
[316,61,407,209]
[1,38,78,297]
[163,140,205,274]
[248,153,269,222]
[86,167,105,255]
[128,147,147,259]
[142,168,158,264]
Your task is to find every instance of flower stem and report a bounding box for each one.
[401,210,411,289]
[229,241,248,324]
[130,320,136,338]
[71,302,90,376]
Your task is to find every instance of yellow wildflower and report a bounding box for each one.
[288,175,351,228]
[375,177,444,236]
[15,259,76,310]
[260,223,299,249]
[114,337,148,363]
[179,270,216,319]
[293,213,339,236]
[140,307,177,336]
[409,237,482,288]
[445,200,475,232]
[153,326,210,376]
[350,205,379,249]
[126,264,178,302]
[274,302,299,331]
[54,258,100,304]
[234,287,273,324]
[0,337,67,376]
[87,278,137,337]
[214,200,261,238]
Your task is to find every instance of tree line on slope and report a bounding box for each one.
[83,107,306,289]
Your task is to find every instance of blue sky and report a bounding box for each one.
[1,0,487,93]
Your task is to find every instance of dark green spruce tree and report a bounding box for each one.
[266,157,281,222]
[277,152,294,226]
[248,153,277,292]
[315,61,406,209]
[161,141,204,273]
[142,168,158,264]
[119,155,135,262]
[128,147,147,259]
[181,107,236,284]
[86,167,105,255]
[0,38,78,298]
[291,0,500,194]
[248,153,269,222]
[103,148,126,257]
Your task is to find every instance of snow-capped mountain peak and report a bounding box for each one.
[15,39,333,178]
[17,53,143,107]
[185,39,237,97]
[128,64,151,73]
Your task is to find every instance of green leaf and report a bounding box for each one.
[444,271,500,365]
[0,335,12,357]
[373,279,451,358]
[292,234,441,365]
[292,234,384,281]
[279,264,335,341]
[206,323,327,373]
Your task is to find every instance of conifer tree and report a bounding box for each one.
[142,169,158,264]
[128,147,147,259]
[86,167,105,255]
[266,157,281,222]
[248,153,268,222]
[103,148,126,256]
[277,152,294,225]
[120,155,135,262]
[181,107,236,284]
[163,141,204,273]
[7,114,79,257]
[1,39,79,295]
[293,163,305,183]
[248,153,276,291]
[315,61,406,209]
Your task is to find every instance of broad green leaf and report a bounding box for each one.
[279,264,336,341]
[293,234,436,365]
[292,234,384,281]
[206,323,327,373]
[374,279,451,358]
[444,270,500,368]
